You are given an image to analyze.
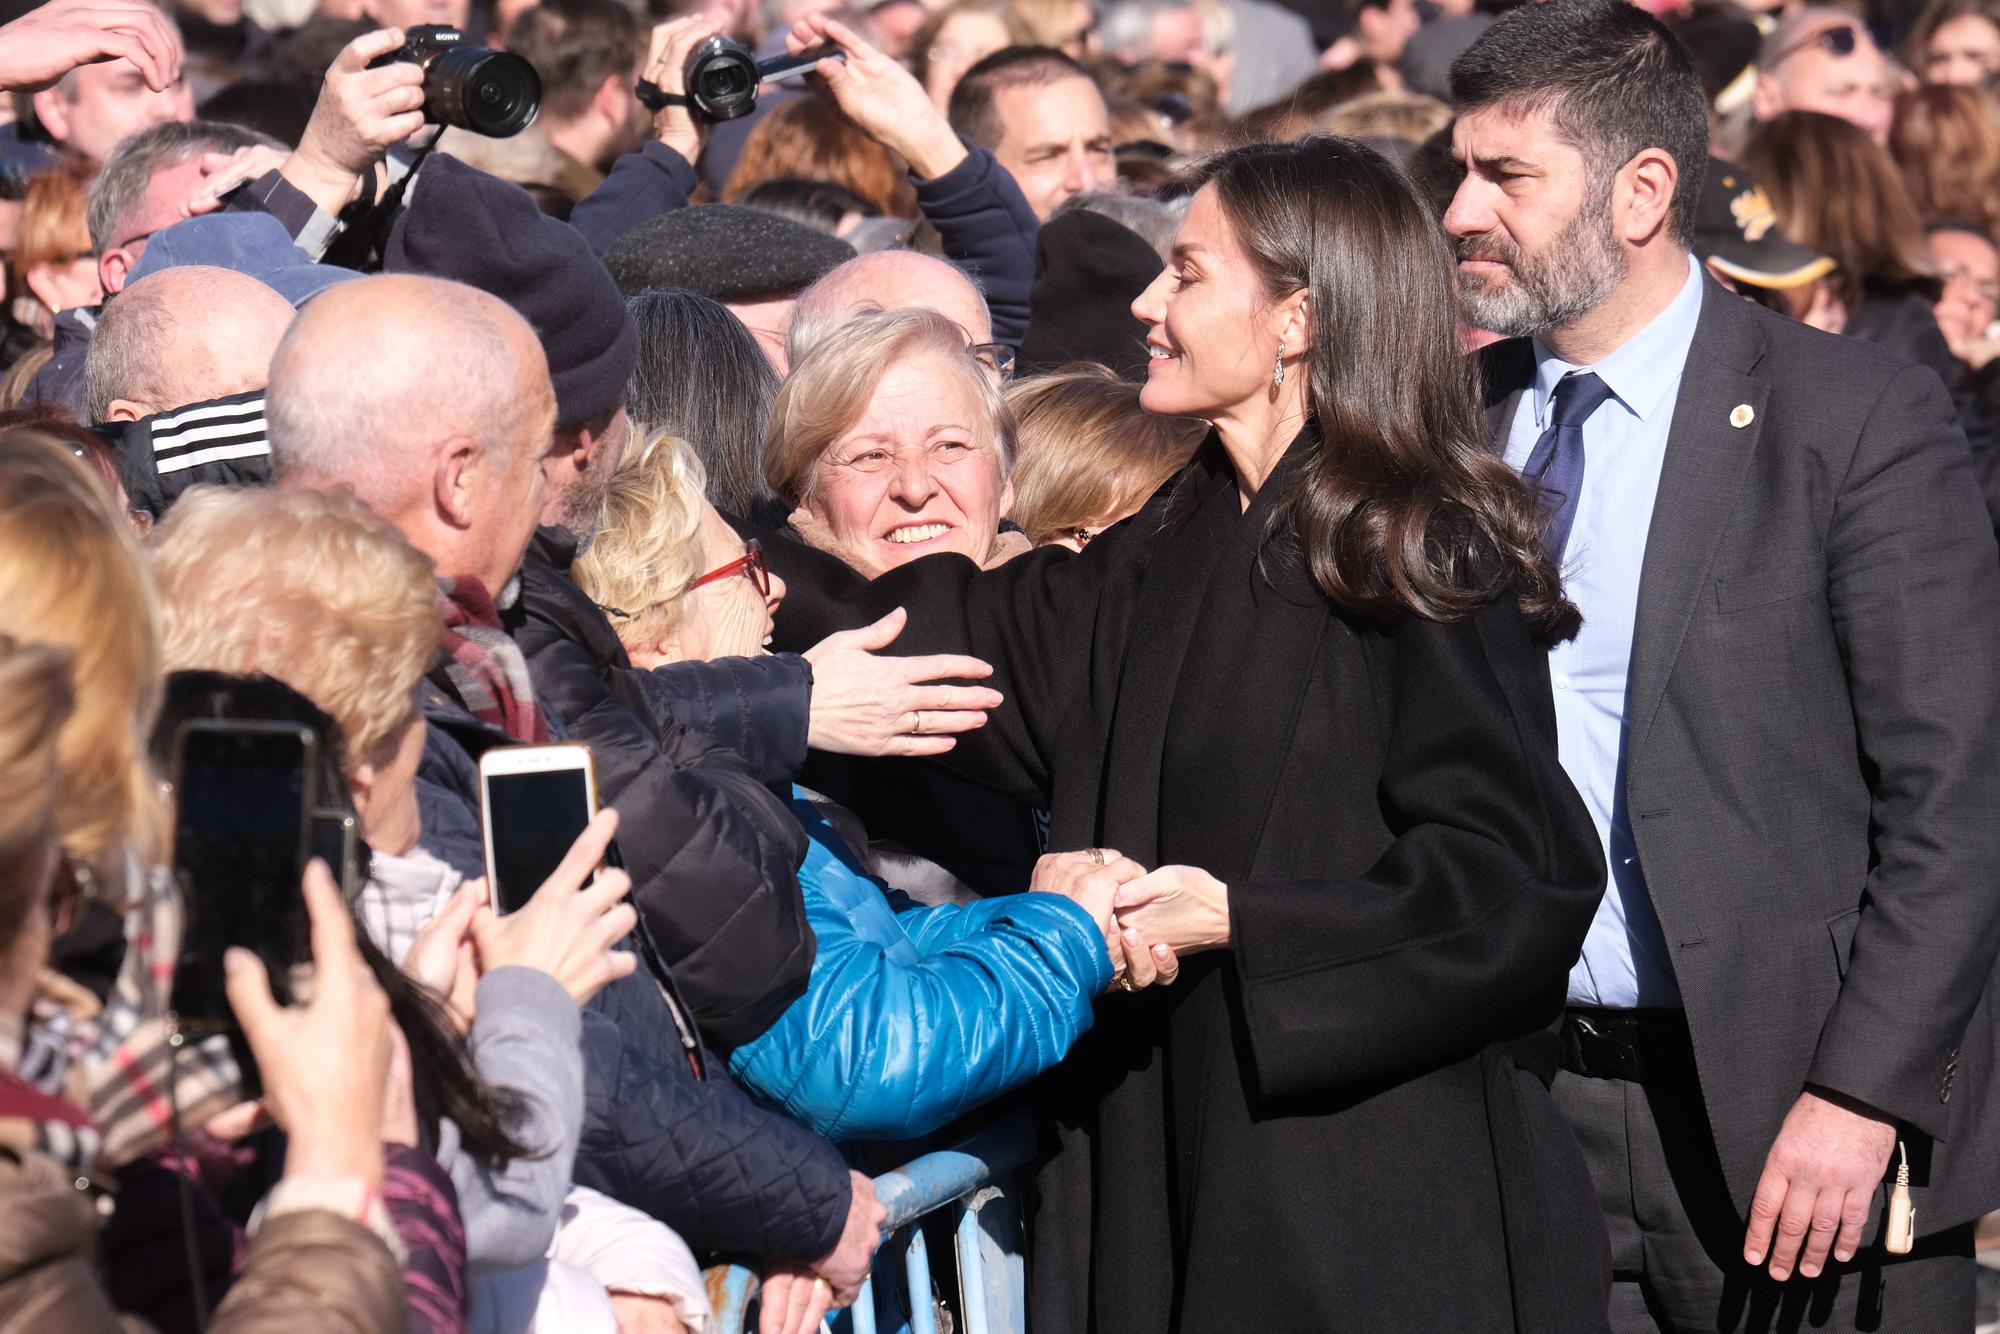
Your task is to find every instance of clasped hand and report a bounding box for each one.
[1031,851,1232,990]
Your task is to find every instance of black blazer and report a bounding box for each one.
[1483,277,2000,1233]
[766,435,1612,1332]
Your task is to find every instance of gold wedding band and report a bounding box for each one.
[1087,847,1107,866]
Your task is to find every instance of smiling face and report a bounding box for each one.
[1442,104,1627,339]
[805,353,1012,571]
[1131,186,1276,420]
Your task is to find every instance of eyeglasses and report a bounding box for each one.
[1767,22,1859,69]
[689,537,771,597]
[970,342,1016,380]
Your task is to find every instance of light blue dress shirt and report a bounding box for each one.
[1503,256,1705,1009]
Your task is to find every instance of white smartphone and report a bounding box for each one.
[478,743,598,915]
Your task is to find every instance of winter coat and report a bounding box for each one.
[574,970,852,1263]
[507,527,812,1049]
[728,792,1109,1142]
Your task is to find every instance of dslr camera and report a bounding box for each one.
[370,25,541,138]
[674,36,841,123]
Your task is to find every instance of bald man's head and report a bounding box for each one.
[787,251,992,369]
[268,274,558,593]
[84,266,296,423]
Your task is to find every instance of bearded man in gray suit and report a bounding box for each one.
[1445,1,2000,1329]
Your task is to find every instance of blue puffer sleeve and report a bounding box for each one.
[728,796,1112,1142]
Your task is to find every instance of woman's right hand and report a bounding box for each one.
[224,861,393,1187]
[470,808,640,1006]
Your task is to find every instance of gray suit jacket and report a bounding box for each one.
[1484,275,2000,1234]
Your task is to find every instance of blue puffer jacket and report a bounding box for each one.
[728,791,1112,1142]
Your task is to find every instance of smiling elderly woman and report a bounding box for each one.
[765,308,1019,578]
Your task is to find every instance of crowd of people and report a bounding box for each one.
[0,0,1998,1327]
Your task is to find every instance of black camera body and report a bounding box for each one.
[680,36,841,123]
[371,24,542,139]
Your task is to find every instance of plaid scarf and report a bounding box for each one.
[438,576,549,745]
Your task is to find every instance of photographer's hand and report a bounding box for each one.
[642,15,725,167]
[280,27,427,215]
[224,861,393,1188]
[784,14,967,180]
[470,808,640,1006]
[0,0,179,94]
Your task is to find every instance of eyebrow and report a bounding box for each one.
[1170,242,1211,263]
[1456,151,1539,173]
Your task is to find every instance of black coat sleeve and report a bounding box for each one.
[573,976,851,1262]
[633,654,813,788]
[1225,600,1607,1099]
[569,140,698,257]
[912,142,1039,346]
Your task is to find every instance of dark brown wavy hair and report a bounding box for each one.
[1183,136,1579,643]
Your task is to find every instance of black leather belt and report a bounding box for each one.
[1559,1006,1693,1082]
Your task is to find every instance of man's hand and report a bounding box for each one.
[0,0,180,94]
[1742,1089,1898,1280]
[641,14,725,167]
[815,1170,888,1299]
[803,607,1003,757]
[179,145,291,218]
[280,28,427,215]
[1032,848,1146,973]
[783,13,968,180]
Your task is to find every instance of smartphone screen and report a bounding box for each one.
[168,722,314,1040]
[485,765,592,914]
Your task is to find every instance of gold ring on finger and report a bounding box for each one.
[1087,847,1107,866]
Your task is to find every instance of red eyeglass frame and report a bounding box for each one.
[689,538,771,596]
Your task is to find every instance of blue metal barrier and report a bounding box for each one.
[708,1115,1036,1334]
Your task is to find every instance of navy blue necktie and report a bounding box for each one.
[1522,371,1614,565]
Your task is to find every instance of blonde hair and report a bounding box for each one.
[1004,365,1205,545]
[0,429,167,884]
[1317,92,1453,146]
[764,307,1016,506]
[572,431,710,657]
[0,635,74,958]
[150,485,441,771]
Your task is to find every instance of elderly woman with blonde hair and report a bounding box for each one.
[769,307,1029,579]
[577,428,1151,1145]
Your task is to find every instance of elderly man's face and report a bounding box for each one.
[39,60,194,164]
[100,155,212,296]
[485,371,558,588]
[1756,23,1897,143]
[808,353,1011,574]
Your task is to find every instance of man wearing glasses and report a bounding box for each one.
[1751,7,1900,144]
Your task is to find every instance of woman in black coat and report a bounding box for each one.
[767,136,1611,1331]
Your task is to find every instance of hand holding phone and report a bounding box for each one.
[223,860,394,1188]
[480,743,597,915]
[471,807,639,1006]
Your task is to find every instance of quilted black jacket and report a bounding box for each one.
[507,528,813,1049]
[575,969,851,1263]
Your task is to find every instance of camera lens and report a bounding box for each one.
[683,36,761,122]
[426,46,542,137]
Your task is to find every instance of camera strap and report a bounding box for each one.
[634,79,690,113]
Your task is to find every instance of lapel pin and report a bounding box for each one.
[1730,404,1755,429]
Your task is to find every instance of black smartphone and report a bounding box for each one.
[310,808,363,901]
[479,743,597,915]
[168,720,317,1091]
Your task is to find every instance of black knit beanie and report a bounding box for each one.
[1018,210,1161,383]
[384,153,636,431]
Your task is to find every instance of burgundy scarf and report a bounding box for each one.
[438,577,550,745]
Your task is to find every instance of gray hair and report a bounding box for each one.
[786,250,991,369]
[1051,191,1188,261]
[83,282,176,421]
[627,290,780,518]
[88,119,281,253]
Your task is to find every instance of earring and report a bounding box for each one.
[1272,343,1286,389]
